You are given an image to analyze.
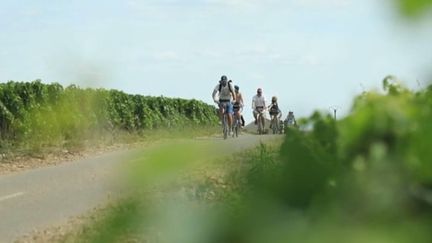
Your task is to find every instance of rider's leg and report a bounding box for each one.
[226,103,234,131]
[270,114,273,128]
[253,110,258,124]
[271,114,276,128]
[237,112,242,127]
[218,105,224,123]
[228,114,233,131]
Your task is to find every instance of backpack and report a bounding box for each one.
[270,104,279,113]
[219,80,234,93]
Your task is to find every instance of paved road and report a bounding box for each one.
[0,134,281,242]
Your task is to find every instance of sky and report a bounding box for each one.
[1,0,432,121]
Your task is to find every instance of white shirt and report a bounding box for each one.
[252,95,266,110]
[213,82,235,102]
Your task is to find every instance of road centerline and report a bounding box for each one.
[0,192,25,203]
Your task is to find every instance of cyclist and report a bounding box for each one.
[212,75,236,134]
[285,111,297,127]
[268,96,282,129]
[233,84,245,127]
[252,88,267,126]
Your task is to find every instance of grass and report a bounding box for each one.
[0,125,219,164]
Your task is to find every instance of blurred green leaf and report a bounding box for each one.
[395,0,432,17]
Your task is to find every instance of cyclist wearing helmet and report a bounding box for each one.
[252,88,267,125]
[268,96,282,128]
[285,111,297,127]
[233,84,245,127]
[212,75,236,133]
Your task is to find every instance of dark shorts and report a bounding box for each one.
[233,103,241,112]
[269,110,280,116]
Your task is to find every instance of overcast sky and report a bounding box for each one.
[1,0,432,121]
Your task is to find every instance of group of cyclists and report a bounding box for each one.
[212,75,296,136]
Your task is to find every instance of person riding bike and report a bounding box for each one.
[212,75,236,134]
[285,111,297,127]
[252,88,267,126]
[268,96,282,129]
[233,84,245,127]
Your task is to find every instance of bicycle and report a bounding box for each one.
[256,108,265,135]
[219,102,231,139]
[270,115,280,134]
[278,120,285,134]
[233,112,242,138]
[222,112,229,139]
[285,118,296,128]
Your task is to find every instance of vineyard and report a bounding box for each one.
[0,80,218,154]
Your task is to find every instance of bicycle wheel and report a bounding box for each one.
[257,114,263,135]
[273,118,280,134]
[234,119,239,137]
[223,114,228,139]
[271,118,276,134]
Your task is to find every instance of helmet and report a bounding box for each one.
[221,75,228,82]
[257,88,262,93]
[272,96,277,102]
[234,85,239,91]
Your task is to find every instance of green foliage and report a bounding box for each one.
[0,80,218,153]
[395,0,432,17]
[234,80,432,242]
[178,80,432,243]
